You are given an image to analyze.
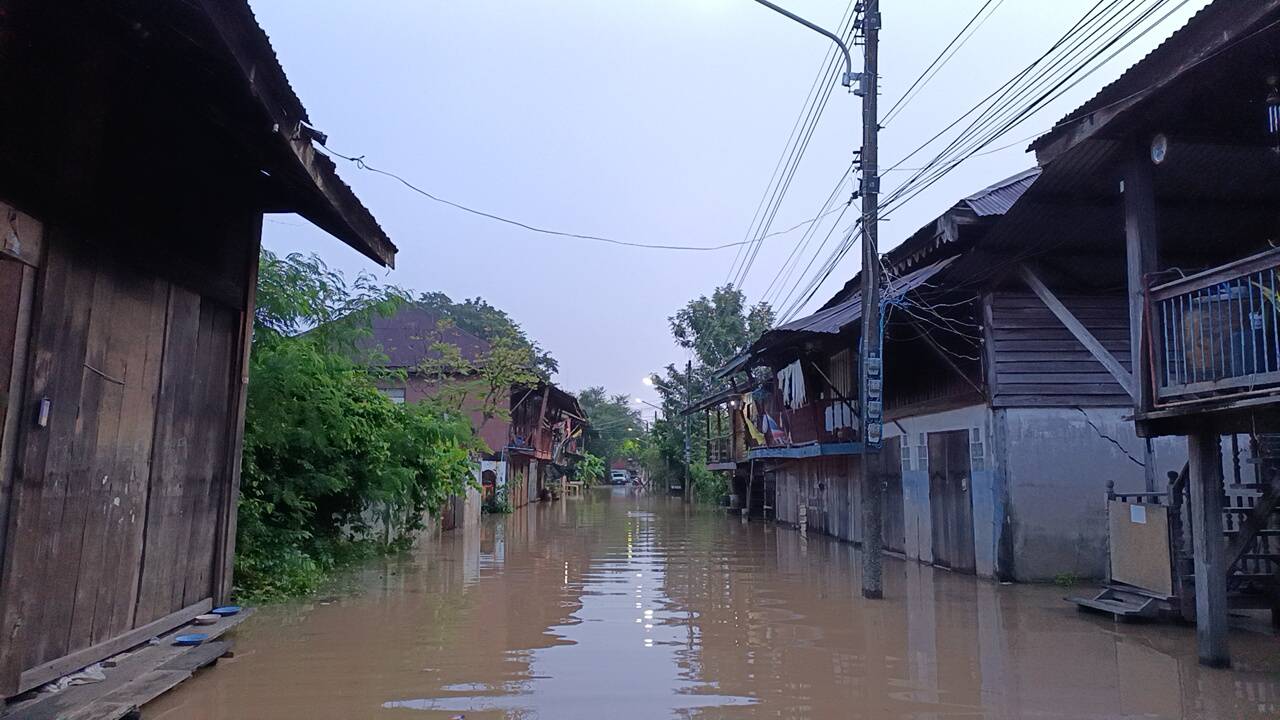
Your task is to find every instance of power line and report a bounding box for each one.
[769,0,1169,323]
[878,0,1187,222]
[880,0,1006,126]
[726,0,857,284]
[317,143,838,253]
[761,166,852,305]
[730,2,859,290]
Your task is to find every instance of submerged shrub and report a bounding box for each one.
[234,252,480,601]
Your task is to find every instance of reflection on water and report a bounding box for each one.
[151,490,1279,719]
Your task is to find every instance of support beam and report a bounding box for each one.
[1188,431,1230,668]
[1123,146,1158,415]
[907,314,985,398]
[1018,265,1136,398]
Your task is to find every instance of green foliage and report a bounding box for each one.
[669,284,775,372]
[1054,572,1080,589]
[482,485,512,515]
[236,251,481,601]
[577,387,643,465]
[643,285,773,501]
[416,291,559,379]
[690,465,727,503]
[574,452,606,486]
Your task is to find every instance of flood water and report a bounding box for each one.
[152,489,1279,719]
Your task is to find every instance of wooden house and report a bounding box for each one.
[505,383,586,507]
[697,169,1187,582]
[1001,0,1280,666]
[0,1,393,699]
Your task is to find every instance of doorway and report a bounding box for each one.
[928,430,976,572]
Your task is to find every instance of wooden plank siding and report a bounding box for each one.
[987,292,1133,407]
[0,230,248,697]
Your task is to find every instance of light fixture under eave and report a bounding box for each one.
[1150,133,1168,165]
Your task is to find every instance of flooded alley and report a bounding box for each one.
[150,490,1278,719]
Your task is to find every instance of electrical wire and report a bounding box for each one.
[880,0,1006,126]
[318,143,842,253]
[730,1,859,290]
[769,0,1174,324]
[726,0,857,284]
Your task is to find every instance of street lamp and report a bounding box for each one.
[641,375,656,386]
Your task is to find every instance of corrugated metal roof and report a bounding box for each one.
[755,256,957,354]
[1032,1,1280,156]
[962,168,1040,217]
[815,169,1037,312]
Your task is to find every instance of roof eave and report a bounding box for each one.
[197,0,396,267]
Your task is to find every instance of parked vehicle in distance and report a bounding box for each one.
[610,470,629,486]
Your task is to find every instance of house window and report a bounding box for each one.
[381,387,406,405]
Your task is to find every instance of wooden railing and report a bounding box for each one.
[707,435,734,465]
[1149,247,1280,403]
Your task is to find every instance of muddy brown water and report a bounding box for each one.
[151,489,1278,719]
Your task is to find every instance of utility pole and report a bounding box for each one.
[683,359,693,504]
[748,0,879,596]
[856,0,885,600]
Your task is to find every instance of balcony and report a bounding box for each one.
[750,398,860,459]
[1149,247,1280,405]
[707,435,736,469]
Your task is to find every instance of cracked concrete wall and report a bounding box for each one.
[1001,407,1186,582]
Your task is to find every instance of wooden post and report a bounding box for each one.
[1123,144,1158,490]
[212,216,262,603]
[1188,430,1230,668]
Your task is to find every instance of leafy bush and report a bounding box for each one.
[482,485,512,515]
[574,452,606,486]
[690,464,727,503]
[235,251,481,601]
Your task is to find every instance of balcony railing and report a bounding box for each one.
[708,435,734,465]
[1150,247,1280,402]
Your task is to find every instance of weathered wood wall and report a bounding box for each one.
[987,292,1131,407]
[0,227,251,696]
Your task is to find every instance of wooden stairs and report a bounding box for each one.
[1074,435,1280,623]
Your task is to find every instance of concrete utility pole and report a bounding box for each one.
[749,0,880,597]
[857,0,885,600]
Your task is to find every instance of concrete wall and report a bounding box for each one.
[1000,407,1185,582]
[769,403,1193,584]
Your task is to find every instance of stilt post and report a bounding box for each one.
[1188,430,1230,668]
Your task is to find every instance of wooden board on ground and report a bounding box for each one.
[0,610,253,720]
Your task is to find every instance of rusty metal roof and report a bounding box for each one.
[740,256,957,367]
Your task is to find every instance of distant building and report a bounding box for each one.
[506,382,587,507]
[363,304,509,456]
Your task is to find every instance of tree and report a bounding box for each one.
[577,386,644,465]
[646,285,774,500]
[416,292,559,378]
[574,452,606,486]
[670,285,775,371]
[238,251,482,599]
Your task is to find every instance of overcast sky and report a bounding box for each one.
[251,0,1207,414]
